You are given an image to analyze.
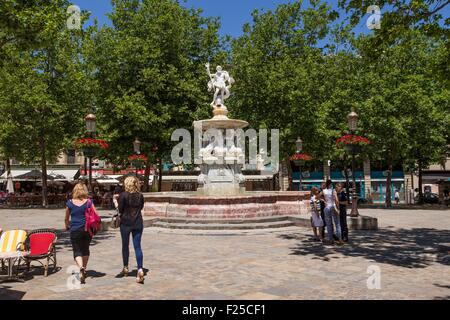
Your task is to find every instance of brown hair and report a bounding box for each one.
[311,187,319,195]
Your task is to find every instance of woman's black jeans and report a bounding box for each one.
[339,205,349,241]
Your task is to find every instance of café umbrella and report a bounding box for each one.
[117,172,145,182]
[6,171,14,193]
[14,170,55,182]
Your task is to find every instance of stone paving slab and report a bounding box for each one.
[0,208,449,300]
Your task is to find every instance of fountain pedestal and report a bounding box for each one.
[195,105,248,196]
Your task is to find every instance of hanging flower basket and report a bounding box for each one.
[344,144,362,155]
[289,153,313,166]
[336,134,370,146]
[336,134,369,155]
[128,154,148,169]
[74,138,109,157]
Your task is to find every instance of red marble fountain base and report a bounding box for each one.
[143,191,310,219]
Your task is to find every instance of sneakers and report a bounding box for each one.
[136,269,145,284]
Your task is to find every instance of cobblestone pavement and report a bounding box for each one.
[0,208,449,300]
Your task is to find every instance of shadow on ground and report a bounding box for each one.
[0,285,26,300]
[114,267,149,278]
[279,227,450,268]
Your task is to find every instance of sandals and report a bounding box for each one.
[136,269,145,284]
[80,267,87,284]
[120,266,129,277]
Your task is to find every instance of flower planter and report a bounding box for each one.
[129,154,148,170]
[82,147,97,158]
[75,138,109,158]
[131,160,145,169]
[344,144,362,155]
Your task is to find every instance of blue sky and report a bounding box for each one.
[74,0,364,36]
[73,0,448,38]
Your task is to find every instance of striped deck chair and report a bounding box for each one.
[0,230,27,272]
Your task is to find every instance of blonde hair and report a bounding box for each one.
[72,183,88,200]
[124,176,140,193]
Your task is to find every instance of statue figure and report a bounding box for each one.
[200,139,215,160]
[205,62,235,107]
[198,173,207,185]
[213,145,225,158]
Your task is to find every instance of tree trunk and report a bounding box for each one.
[143,157,152,192]
[40,138,48,207]
[158,158,163,192]
[418,161,423,204]
[286,159,293,191]
[385,161,392,208]
[5,158,11,192]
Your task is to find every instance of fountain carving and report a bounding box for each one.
[196,63,248,196]
[142,62,310,224]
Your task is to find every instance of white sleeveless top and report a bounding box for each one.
[323,188,335,208]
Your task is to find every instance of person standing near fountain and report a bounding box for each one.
[322,179,344,245]
[118,176,145,284]
[336,183,349,242]
[309,187,324,241]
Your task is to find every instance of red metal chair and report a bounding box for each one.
[22,229,57,277]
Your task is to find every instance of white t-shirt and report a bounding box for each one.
[323,188,336,208]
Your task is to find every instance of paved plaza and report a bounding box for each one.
[0,208,449,300]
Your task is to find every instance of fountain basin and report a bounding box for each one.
[143,191,310,219]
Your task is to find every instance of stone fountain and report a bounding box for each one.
[142,63,311,229]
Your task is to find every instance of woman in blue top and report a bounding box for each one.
[65,183,95,284]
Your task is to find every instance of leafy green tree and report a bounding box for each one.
[85,0,225,191]
[0,1,90,205]
[339,0,450,42]
[355,29,448,206]
[231,0,341,189]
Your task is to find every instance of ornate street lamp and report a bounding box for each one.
[347,108,359,132]
[347,108,359,217]
[84,112,97,193]
[85,113,97,134]
[295,137,303,154]
[295,137,303,191]
[133,138,141,155]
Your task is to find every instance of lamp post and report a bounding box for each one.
[133,138,141,154]
[85,112,96,193]
[295,137,303,191]
[133,138,141,174]
[347,108,359,217]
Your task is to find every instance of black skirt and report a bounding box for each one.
[70,229,92,258]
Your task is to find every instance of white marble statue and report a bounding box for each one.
[205,62,235,107]
[200,139,215,160]
[198,173,207,185]
[213,145,225,158]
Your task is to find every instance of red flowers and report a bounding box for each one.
[128,154,148,161]
[336,134,370,146]
[289,153,313,161]
[74,138,109,149]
